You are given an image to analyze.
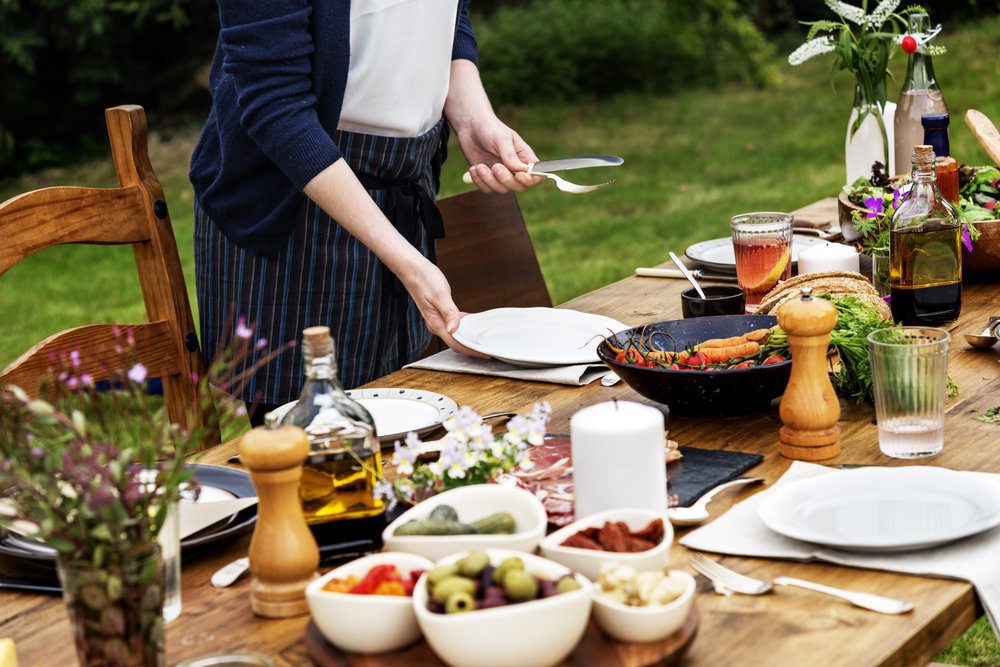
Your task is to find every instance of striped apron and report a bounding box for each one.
[194,120,446,406]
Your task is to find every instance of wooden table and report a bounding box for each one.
[3,200,999,666]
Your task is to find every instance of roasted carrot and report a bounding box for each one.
[697,341,761,364]
[694,328,774,351]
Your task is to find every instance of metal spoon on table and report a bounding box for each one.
[669,252,706,299]
[667,477,764,526]
[964,317,1000,349]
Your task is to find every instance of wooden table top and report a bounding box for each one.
[3,199,999,666]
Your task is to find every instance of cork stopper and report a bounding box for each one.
[302,326,333,359]
[912,144,936,170]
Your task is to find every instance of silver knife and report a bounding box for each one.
[635,267,738,282]
[0,574,61,594]
[530,155,623,173]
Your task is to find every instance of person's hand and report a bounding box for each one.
[399,259,489,358]
[456,115,545,194]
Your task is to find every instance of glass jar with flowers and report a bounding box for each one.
[788,1,947,184]
[0,322,278,667]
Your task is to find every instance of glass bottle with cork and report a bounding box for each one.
[277,326,384,525]
[922,113,959,203]
[889,144,962,326]
[893,13,947,176]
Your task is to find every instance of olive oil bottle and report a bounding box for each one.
[277,326,384,524]
[889,144,962,326]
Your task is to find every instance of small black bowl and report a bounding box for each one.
[598,315,790,418]
[681,286,745,318]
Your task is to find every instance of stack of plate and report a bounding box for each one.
[685,235,830,274]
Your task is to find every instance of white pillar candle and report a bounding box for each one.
[797,242,860,276]
[570,400,667,519]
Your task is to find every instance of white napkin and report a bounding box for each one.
[405,349,609,386]
[179,497,258,539]
[681,461,1000,639]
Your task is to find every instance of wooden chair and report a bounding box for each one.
[0,105,218,448]
[427,189,551,354]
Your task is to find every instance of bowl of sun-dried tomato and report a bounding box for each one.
[538,508,672,581]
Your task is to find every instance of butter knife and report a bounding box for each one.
[635,267,738,282]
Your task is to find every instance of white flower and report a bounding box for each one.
[789,37,836,65]
[235,317,253,340]
[127,363,147,384]
[824,0,866,24]
[867,0,902,27]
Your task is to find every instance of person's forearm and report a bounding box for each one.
[302,159,426,278]
[444,60,494,137]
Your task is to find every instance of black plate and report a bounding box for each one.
[0,464,257,565]
[598,315,791,418]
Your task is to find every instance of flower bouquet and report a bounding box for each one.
[375,403,551,511]
[0,322,276,667]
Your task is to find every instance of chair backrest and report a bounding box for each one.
[426,190,551,355]
[0,105,218,448]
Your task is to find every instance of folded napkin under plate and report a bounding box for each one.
[405,349,610,386]
[681,461,1000,639]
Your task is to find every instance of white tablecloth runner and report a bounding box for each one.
[405,349,609,386]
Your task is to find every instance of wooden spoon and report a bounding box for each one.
[965,109,1000,166]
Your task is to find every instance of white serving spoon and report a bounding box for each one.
[667,477,764,526]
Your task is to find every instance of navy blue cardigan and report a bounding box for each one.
[190,0,478,256]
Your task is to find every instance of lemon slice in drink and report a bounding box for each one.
[747,246,791,291]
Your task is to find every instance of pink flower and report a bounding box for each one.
[235,317,253,340]
[127,363,148,384]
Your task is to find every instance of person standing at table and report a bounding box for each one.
[190,0,542,423]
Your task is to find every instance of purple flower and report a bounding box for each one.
[234,405,247,417]
[127,363,147,384]
[864,197,884,219]
[31,447,43,458]
[69,350,80,368]
[87,487,116,511]
[962,225,974,253]
[255,338,268,350]
[235,317,253,340]
[892,188,901,209]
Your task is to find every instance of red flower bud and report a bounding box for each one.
[901,35,918,54]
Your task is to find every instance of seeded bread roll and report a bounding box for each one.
[756,271,892,320]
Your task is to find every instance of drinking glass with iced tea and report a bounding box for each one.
[729,212,794,312]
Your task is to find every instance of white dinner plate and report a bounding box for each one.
[758,467,1000,553]
[269,388,458,443]
[453,307,629,368]
[685,235,829,274]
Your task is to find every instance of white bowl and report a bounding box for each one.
[382,484,548,562]
[306,552,433,654]
[413,549,592,667]
[591,570,696,644]
[539,508,672,582]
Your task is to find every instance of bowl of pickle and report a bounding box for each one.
[412,549,592,667]
[382,484,548,562]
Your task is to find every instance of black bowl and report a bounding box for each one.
[681,285,745,318]
[598,315,791,418]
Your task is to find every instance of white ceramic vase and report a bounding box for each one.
[845,100,896,185]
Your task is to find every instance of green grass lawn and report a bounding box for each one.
[2,15,999,664]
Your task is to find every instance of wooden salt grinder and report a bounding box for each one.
[777,287,841,461]
[238,425,319,618]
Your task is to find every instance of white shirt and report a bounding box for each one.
[338,0,459,138]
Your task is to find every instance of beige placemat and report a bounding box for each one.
[681,461,1000,639]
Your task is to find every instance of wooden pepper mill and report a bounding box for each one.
[777,287,841,460]
[238,424,319,618]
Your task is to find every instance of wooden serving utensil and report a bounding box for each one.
[965,109,1000,166]
[238,425,319,618]
[776,287,841,461]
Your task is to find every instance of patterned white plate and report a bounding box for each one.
[270,388,458,443]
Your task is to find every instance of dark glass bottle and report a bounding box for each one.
[278,326,384,524]
[889,145,962,326]
[921,113,959,203]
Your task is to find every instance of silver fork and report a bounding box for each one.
[462,167,612,194]
[688,553,914,615]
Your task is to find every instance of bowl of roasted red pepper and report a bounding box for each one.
[306,552,433,654]
[598,314,791,418]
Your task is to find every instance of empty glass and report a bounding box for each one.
[867,327,950,458]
